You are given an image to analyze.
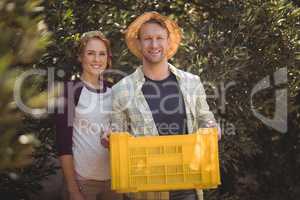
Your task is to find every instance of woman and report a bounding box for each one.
[55,31,121,200]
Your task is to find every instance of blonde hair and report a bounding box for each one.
[78,31,112,68]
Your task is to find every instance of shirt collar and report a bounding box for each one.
[80,79,107,93]
[134,63,182,85]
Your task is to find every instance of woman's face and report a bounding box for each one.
[79,38,108,78]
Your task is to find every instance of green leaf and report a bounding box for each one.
[0,53,13,74]
[295,52,300,60]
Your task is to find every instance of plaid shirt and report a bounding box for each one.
[111,63,214,200]
[112,63,215,135]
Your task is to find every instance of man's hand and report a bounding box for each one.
[205,120,221,140]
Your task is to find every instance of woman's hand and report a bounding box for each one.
[59,155,86,200]
[69,190,85,200]
[101,128,110,148]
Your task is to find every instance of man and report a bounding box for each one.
[111,12,218,200]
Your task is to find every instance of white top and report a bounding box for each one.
[72,86,112,180]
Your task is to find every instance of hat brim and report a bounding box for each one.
[125,12,181,60]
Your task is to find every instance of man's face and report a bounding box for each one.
[138,22,169,65]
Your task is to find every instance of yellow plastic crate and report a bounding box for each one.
[110,128,221,193]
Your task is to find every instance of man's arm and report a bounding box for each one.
[194,76,221,139]
[194,76,216,124]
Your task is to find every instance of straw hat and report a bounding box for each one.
[125,11,182,60]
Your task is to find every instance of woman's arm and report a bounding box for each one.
[55,81,85,200]
[59,155,84,200]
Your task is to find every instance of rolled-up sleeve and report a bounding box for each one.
[111,84,130,132]
[194,76,216,127]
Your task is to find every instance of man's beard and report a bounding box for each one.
[143,53,165,65]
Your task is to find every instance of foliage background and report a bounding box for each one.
[0,0,299,200]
